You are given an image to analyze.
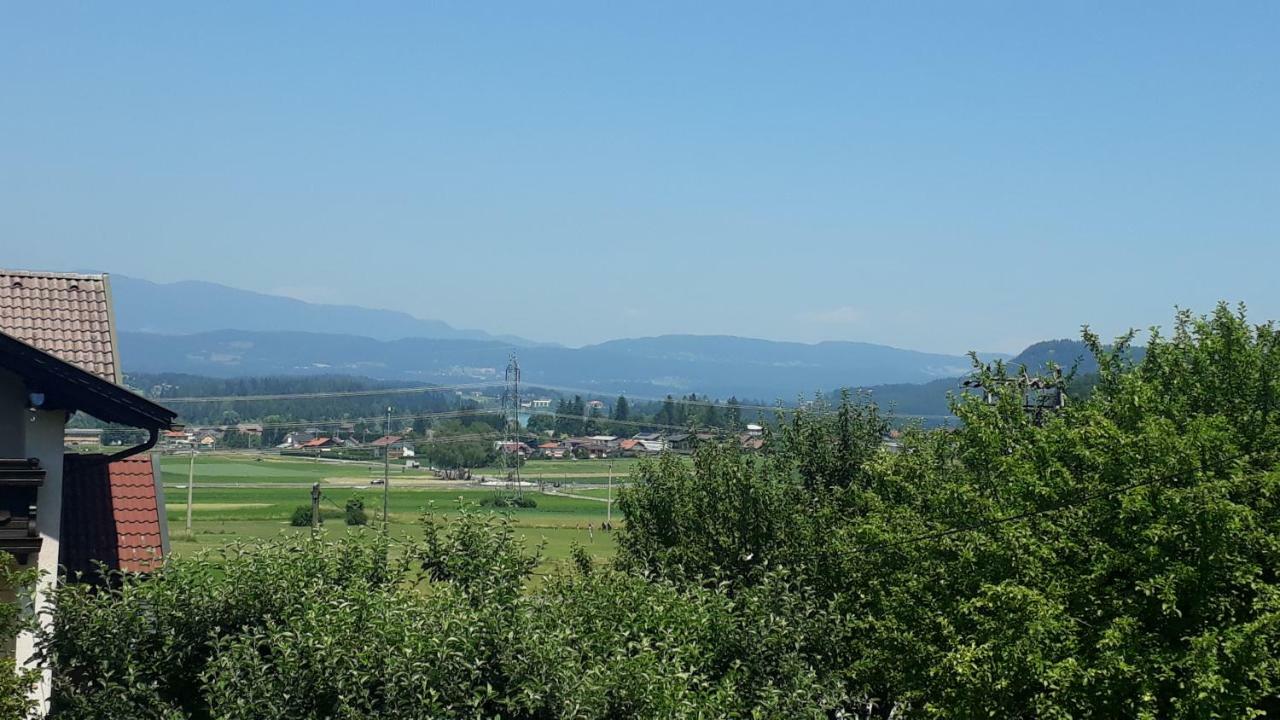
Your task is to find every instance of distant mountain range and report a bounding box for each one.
[108,274,1074,402]
[117,329,1003,401]
[110,275,549,347]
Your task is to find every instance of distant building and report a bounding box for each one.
[494,441,532,457]
[530,398,552,409]
[370,435,411,459]
[666,432,695,451]
[63,428,103,447]
[300,437,338,450]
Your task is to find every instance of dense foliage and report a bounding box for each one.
[1,560,37,720]
[30,304,1280,717]
[344,497,368,526]
[619,303,1280,717]
[419,420,501,470]
[37,512,854,719]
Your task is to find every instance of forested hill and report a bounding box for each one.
[117,329,990,401]
[837,339,1137,417]
[125,373,463,428]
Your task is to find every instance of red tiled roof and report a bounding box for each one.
[301,437,332,447]
[370,435,403,446]
[61,453,166,577]
[0,269,120,383]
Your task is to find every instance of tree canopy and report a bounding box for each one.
[22,304,1280,719]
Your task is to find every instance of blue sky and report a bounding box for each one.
[2,2,1277,352]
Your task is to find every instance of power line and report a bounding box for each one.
[154,381,504,404]
[193,407,503,431]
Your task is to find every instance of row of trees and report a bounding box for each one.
[524,393,754,438]
[17,304,1280,717]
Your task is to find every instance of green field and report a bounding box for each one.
[475,456,644,479]
[159,453,438,485]
[563,486,630,500]
[161,454,617,568]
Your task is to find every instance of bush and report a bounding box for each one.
[480,492,537,509]
[39,516,853,719]
[344,497,368,526]
[289,505,313,527]
[0,560,38,720]
[32,304,1280,719]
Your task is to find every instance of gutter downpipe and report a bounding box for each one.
[105,426,160,463]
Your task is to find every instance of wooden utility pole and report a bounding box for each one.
[310,482,321,537]
[382,405,391,533]
[185,439,195,533]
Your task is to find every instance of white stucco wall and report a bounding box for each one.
[1,369,65,713]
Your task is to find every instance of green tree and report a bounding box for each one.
[613,395,630,422]
[726,397,742,429]
[619,304,1280,718]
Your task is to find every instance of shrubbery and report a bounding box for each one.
[37,510,852,718]
[617,303,1280,717]
[289,505,314,527]
[344,497,368,526]
[0,560,37,720]
[480,492,537,509]
[29,304,1280,718]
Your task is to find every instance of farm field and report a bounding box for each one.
[159,452,437,486]
[561,486,630,500]
[160,454,617,568]
[473,456,646,481]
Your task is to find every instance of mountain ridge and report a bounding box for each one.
[109,274,549,347]
[117,328,996,401]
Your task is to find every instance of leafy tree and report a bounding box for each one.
[726,397,742,429]
[35,304,1280,720]
[613,395,630,422]
[289,506,314,527]
[526,413,555,435]
[344,497,368,526]
[619,304,1280,717]
[655,395,677,427]
[0,560,37,720]
[421,420,499,470]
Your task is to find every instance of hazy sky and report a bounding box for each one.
[3,3,1277,352]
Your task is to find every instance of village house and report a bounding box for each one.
[537,441,567,459]
[235,422,263,442]
[666,432,695,452]
[370,434,411,459]
[300,437,338,451]
[161,429,191,450]
[0,269,177,710]
[62,427,103,448]
[630,432,669,453]
[495,440,532,457]
[279,429,317,449]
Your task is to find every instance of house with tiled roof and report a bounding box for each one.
[0,269,177,709]
[370,434,411,459]
[0,269,123,383]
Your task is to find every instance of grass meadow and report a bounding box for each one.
[159,453,619,570]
